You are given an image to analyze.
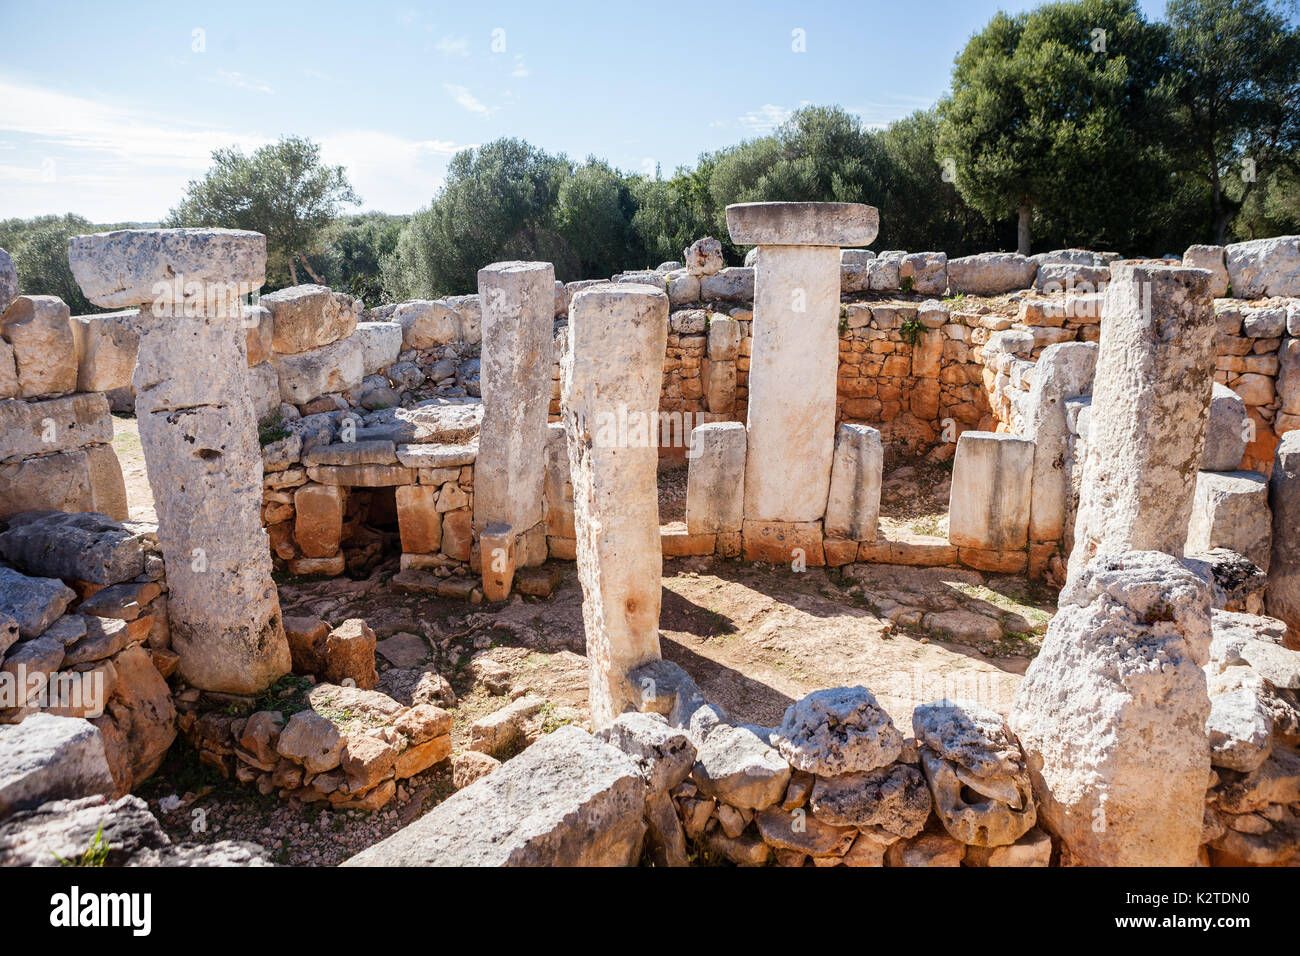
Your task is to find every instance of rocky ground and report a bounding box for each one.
[117,414,1056,864]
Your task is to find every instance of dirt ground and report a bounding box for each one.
[116,414,1056,864]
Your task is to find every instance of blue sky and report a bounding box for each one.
[0,0,1168,222]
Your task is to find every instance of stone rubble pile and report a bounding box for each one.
[0,511,175,795]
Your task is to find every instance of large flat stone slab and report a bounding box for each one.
[0,715,115,817]
[341,726,646,866]
[726,202,879,247]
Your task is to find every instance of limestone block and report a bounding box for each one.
[664,270,700,307]
[1183,244,1229,297]
[445,294,482,345]
[543,422,575,538]
[823,424,883,541]
[0,715,115,818]
[0,566,75,638]
[867,257,900,291]
[272,337,364,405]
[0,510,140,586]
[352,321,403,376]
[699,267,754,302]
[246,360,280,424]
[707,314,742,361]
[562,283,668,728]
[741,520,825,565]
[342,726,646,866]
[744,244,840,521]
[1279,338,1300,416]
[1069,264,1216,579]
[1010,552,1212,866]
[1185,471,1272,571]
[261,284,358,354]
[294,483,344,558]
[480,523,516,602]
[725,201,879,246]
[684,237,724,276]
[1202,383,1249,471]
[0,392,114,463]
[474,261,554,539]
[1224,235,1300,298]
[394,300,459,349]
[1267,433,1300,637]
[71,310,139,393]
[900,251,947,294]
[772,686,901,775]
[242,304,273,366]
[946,252,1038,295]
[1,295,77,397]
[685,422,746,535]
[1024,342,1098,543]
[949,431,1034,550]
[395,484,441,553]
[68,228,266,309]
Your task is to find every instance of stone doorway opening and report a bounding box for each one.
[341,485,401,576]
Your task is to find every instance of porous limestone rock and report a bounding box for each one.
[342,726,646,866]
[0,566,76,638]
[0,392,114,463]
[271,337,364,405]
[771,686,902,775]
[913,699,1035,847]
[260,284,358,354]
[1010,551,1212,866]
[808,763,932,837]
[1182,244,1230,297]
[71,310,139,393]
[691,723,791,811]
[683,237,724,276]
[600,711,696,794]
[352,321,403,376]
[1024,342,1097,543]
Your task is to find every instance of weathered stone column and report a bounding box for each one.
[562,283,669,729]
[949,432,1035,550]
[725,202,878,522]
[1068,263,1216,582]
[69,228,290,693]
[474,261,555,574]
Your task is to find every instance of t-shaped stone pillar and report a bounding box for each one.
[725,202,879,522]
[562,283,669,729]
[69,228,291,694]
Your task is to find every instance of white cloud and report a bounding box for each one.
[215,70,273,94]
[0,79,473,220]
[435,35,470,56]
[737,104,792,133]
[444,83,495,116]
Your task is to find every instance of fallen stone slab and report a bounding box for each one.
[0,714,115,818]
[342,726,646,866]
[0,510,144,585]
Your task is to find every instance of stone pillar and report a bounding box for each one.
[562,283,669,729]
[1068,263,1216,582]
[949,432,1034,550]
[686,422,746,536]
[823,424,883,541]
[474,261,555,575]
[480,523,516,602]
[68,228,290,694]
[725,202,878,522]
[1024,342,1098,544]
[1268,432,1300,636]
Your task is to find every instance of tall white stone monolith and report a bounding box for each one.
[474,261,555,571]
[725,202,879,522]
[562,283,669,729]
